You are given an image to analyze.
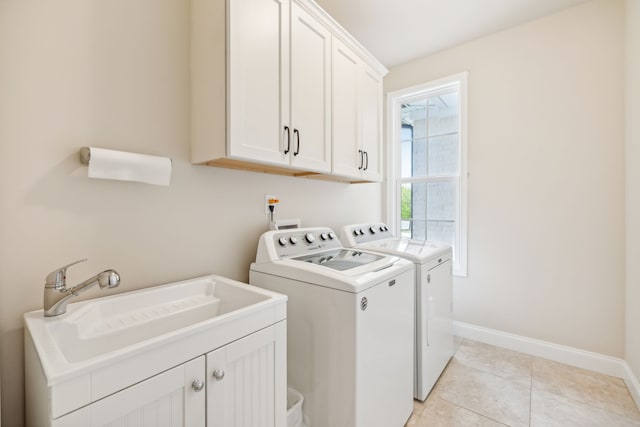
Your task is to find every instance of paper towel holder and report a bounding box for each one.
[78,146,173,186]
[79,147,173,166]
[79,147,91,165]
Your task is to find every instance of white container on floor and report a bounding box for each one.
[287,388,306,427]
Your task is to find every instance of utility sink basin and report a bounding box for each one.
[24,275,287,386]
[48,277,271,363]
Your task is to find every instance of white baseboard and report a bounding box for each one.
[453,321,640,409]
[623,361,640,410]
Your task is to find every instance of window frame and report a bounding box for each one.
[385,72,468,277]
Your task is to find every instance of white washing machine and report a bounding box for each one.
[340,223,454,401]
[249,227,414,427]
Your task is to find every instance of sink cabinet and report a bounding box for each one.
[24,275,287,427]
[207,325,285,427]
[50,324,286,427]
[52,356,206,427]
[191,0,386,182]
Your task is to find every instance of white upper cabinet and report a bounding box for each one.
[331,37,384,182]
[359,63,384,181]
[226,0,289,166]
[331,37,361,179]
[289,2,332,172]
[227,0,331,173]
[191,0,387,182]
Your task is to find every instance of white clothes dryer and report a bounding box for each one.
[340,223,454,401]
[250,227,414,427]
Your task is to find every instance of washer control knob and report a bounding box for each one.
[369,226,376,234]
[320,233,328,240]
[289,236,298,245]
[379,226,385,232]
[359,229,365,235]
[305,233,316,243]
[278,237,287,246]
[353,230,359,236]
[328,232,336,240]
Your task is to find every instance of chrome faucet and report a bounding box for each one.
[44,259,120,317]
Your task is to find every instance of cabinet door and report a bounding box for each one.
[331,37,362,179]
[227,0,290,166]
[207,323,287,427]
[61,357,206,427]
[289,2,332,173]
[360,64,384,181]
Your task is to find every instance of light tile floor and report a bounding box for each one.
[406,339,640,426]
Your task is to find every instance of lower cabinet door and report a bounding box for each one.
[55,357,206,427]
[206,324,287,427]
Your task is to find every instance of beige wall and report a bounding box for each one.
[386,0,625,356]
[626,0,640,381]
[0,1,382,425]
[0,0,632,424]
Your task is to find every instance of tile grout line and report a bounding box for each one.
[465,339,640,423]
[530,355,640,423]
[454,340,536,384]
[456,344,532,426]
[434,354,526,427]
[431,338,640,426]
[531,383,640,424]
[435,394,512,426]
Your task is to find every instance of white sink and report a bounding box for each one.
[24,275,286,385]
[47,278,271,363]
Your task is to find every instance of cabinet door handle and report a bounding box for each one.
[212,369,225,381]
[358,150,363,170]
[192,379,205,392]
[283,126,290,154]
[364,151,369,171]
[293,129,300,156]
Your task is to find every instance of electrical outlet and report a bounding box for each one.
[264,194,277,214]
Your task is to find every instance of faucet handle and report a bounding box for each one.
[45,258,87,289]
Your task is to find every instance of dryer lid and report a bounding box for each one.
[362,238,451,263]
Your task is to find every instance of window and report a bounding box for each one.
[386,73,468,276]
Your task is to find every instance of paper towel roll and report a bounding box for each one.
[84,147,172,186]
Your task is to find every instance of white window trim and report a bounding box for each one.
[384,72,468,277]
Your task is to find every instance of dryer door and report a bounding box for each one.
[416,259,454,400]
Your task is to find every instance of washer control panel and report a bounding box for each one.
[272,227,340,258]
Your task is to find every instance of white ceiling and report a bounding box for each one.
[313,0,592,68]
